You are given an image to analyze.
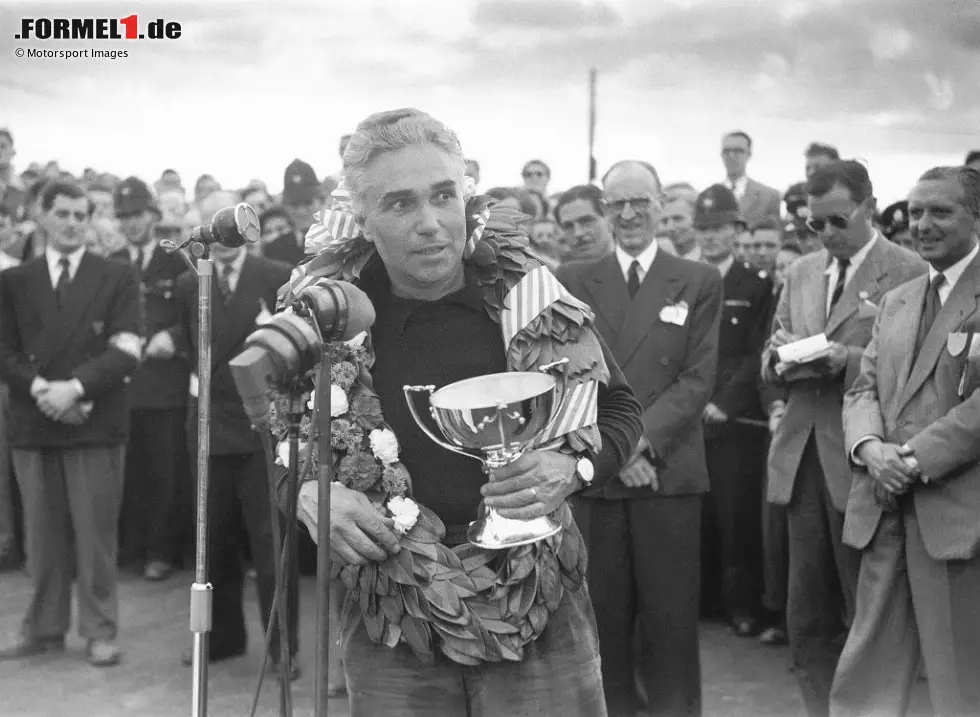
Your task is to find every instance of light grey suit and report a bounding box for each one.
[739,178,781,228]
[832,249,980,717]
[763,236,926,716]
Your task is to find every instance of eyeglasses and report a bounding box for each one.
[806,205,861,233]
[721,148,748,156]
[523,170,547,178]
[602,197,655,215]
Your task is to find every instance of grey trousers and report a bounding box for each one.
[343,582,607,717]
[12,445,125,641]
[830,504,980,717]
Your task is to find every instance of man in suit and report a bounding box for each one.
[559,160,723,717]
[170,191,300,678]
[693,185,774,636]
[0,180,141,666]
[722,131,781,227]
[111,177,191,580]
[762,160,926,716]
[831,166,980,716]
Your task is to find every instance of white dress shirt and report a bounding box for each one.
[215,247,248,293]
[824,233,880,317]
[727,175,749,201]
[45,245,86,288]
[930,241,979,305]
[615,240,659,284]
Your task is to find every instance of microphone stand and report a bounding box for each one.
[314,357,334,717]
[189,244,213,717]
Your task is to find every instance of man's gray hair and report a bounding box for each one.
[343,108,466,217]
[917,166,980,219]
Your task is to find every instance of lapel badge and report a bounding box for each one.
[947,331,970,357]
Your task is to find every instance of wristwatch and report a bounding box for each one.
[575,455,595,488]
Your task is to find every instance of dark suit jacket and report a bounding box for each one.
[764,237,926,511]
[263,234,305,267]
[843,251,980,560]
[559,250,723,498]
[171,254,293,455]
[707,261,773,427]
[111,245,190,410]
[0,252,141,448]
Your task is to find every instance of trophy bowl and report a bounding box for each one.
[404,360,568,550]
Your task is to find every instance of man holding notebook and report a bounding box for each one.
[761,160,925,717]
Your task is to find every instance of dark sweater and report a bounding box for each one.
[362,259,642,529]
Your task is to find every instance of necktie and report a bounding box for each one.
[55,258,71,309]
[134,247,145,273]
[913,273,945,359]
[217,262,234,306]
[627,260,641,299]
[828,257,851,314]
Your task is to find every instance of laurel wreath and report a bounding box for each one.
[272,195,603,664]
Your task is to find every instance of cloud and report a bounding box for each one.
[474,0,621,30]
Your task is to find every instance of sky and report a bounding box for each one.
[2,0,979,206]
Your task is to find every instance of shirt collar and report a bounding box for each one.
[361,257,486,336]
[682,245,702,263]
[728,175,749,196]
[715,254,736,277]
[614,240,659,276]
[216,247,248,276]
[931,241,980,290]
[824,232,880,276]
[45,245,86,276]
[131,239,158,263]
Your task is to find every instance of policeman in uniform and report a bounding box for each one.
[694,184,775,636]
[111,177,190,580]
[281,158,322,240]
[879,199,913,251]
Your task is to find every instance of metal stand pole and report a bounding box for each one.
[314,359,333,717]
[191,256,213,717]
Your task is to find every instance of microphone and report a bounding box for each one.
[161,203,261,253]
[230,280,376,428]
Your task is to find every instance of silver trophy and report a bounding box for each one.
[404,359,569,549]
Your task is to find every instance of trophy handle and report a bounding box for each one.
[403,385,482,461]
[536,358,571,447]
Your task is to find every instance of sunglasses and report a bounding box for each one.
[806,205,861,233]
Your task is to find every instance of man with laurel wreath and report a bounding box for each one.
[276,109,643,716]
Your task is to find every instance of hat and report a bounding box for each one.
[114,176,158,216]
[783,181,809,221]
[282,159,318,206]
[880,200,909,239]
[694,184,745,230]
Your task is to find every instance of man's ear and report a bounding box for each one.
[356,214,374,244]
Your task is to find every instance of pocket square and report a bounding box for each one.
[659,300,689,326]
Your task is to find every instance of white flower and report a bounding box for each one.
[387,496,420,536]
[369,428,399,464]
[307,385,350,417]
[276,440,307,468]
[330,384,348,417]
[345,331,367,348]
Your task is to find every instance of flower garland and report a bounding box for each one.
[271,193,605,665]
